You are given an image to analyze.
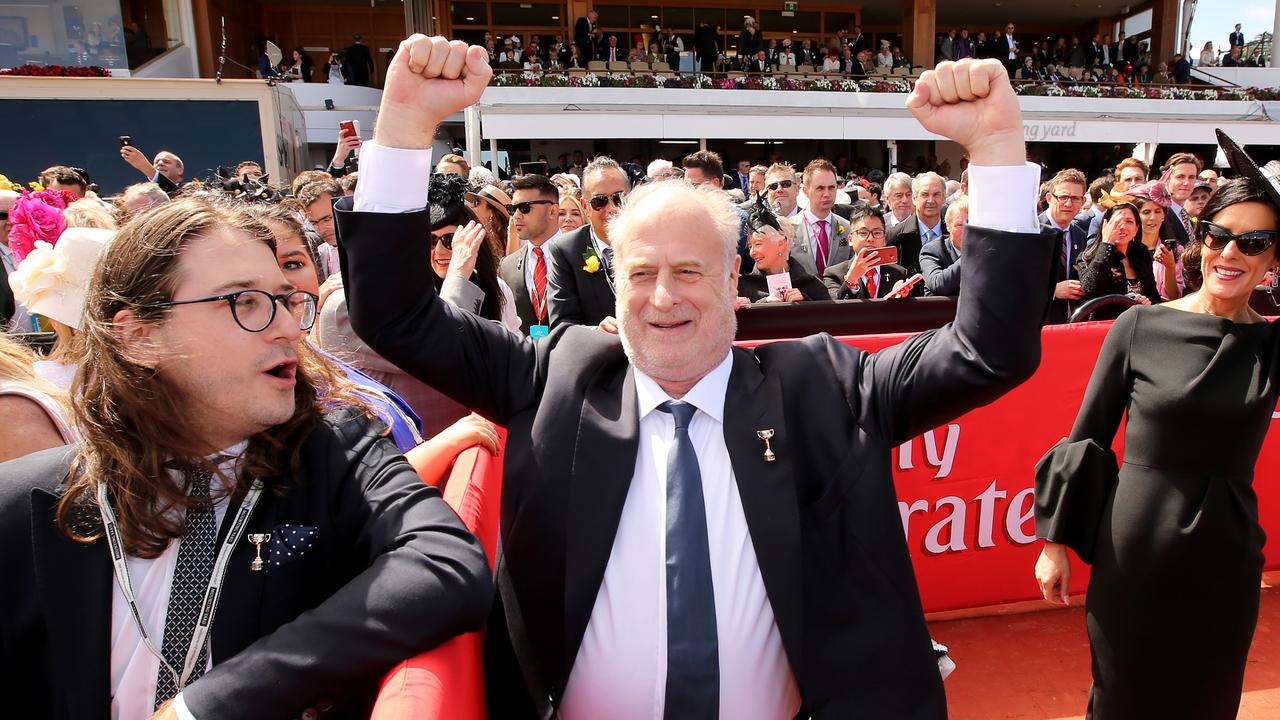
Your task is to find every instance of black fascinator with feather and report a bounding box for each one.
[428,172,472,228]
[745,191,783,234]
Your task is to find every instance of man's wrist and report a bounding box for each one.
[374,110,441,150]
[965,133,1026,167]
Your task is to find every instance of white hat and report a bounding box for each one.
[8,226,114,329]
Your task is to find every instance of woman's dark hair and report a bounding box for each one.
[1181,177,1280,291]
[429,174,505,322]
[1079,203,1140,266]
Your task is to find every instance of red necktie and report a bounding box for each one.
[814,219,830,274]
[532,246,548,323]
[866,271,878,299]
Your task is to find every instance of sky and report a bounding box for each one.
[1187,0,1274,55]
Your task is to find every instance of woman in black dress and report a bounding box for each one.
[1033,130,1280,719]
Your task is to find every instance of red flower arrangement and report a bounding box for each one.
[8,189,77,264]
[0,64,112,77]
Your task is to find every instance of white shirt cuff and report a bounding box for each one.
[353,142,434,213]
[173,693,197,720]
[967,162,1042,234]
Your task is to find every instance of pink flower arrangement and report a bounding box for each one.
[8,189,76,264]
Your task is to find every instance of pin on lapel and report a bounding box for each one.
[756,429,776,462]
[248,533,271,572]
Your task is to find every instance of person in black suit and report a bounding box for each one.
[1040,168,1092,323]
[574,10,596,62]
[886,172,947,276]
[998,22,1019,73]
[1161,152,1204,249]
[920,198,967,297]
[822,204,917,300]
[1229,24,1245,49]
[0,189,16,326]
[545,156,629,330]
[342,34,375,86]
[0,196,491,720]
[694,21,721,72]
[736,196,829,302]
[339,42,1054,719]
[501,174,561,334]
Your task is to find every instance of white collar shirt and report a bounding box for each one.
[561,352,800,720]
[111,445,247,720]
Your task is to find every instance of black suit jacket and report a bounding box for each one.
[886,214,944,276]
[500,245,544,333]
[0,257,14,327]
[0,410,491,720]
[1162,208,1192,248]
[919,235,962,297]
[573,17,592,45]
[821,261,912,299]
[336,199,1056,718]
[1040,211,1091,324]
[544,225,615,328]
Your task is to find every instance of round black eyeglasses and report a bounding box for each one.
[144,289,318,332]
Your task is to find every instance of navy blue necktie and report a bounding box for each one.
[658,401,719,719]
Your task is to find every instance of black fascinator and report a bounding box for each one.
[428,172,472,228]
[1216,129,1280,213]
[746,192,783,234]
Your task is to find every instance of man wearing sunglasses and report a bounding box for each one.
[543,156,631,330]
[763,164,801,219]
[501,174,562,335]
[339,39,1056,720]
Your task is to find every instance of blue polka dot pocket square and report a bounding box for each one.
[266,524,320,569]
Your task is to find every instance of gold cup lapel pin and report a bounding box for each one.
[756,429,776,462]
[248,532,271,572]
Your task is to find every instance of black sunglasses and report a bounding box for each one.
[507,199,557,215]
[588,191,626,212]
[766,179,794,191]
[432,232,455,250]
[1199,221,1280,257]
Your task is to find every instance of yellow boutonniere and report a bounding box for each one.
[836,224,847,234]
[1190,216,1199,225]
[582,246,602,273]
[28,180,44,191]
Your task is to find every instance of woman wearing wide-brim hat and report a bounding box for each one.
[1033,129,1280,719]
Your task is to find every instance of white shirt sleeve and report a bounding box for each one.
[173,693,197,720]
[352,142,434,214]
[967,162,1042,234]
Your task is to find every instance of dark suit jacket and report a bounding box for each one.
[1162,208,1193,248]
[0,258,14,327]
[1040,211,1091,324]
[1230,31,1246,48]
[500,245,544,333]
[998,33,1017,59]
[737,257,830,302]
[574,17,591,45]
[886,213,944,276]
[0,409,491,720]
[919,235,962,297]
[336,197,1055,719]
[822,260,913,300]
[544,225,615,328]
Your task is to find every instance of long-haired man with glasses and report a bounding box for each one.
[0,196,492,720]
[545,156,630,331]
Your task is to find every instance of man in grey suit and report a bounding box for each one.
[920,197,968,297]
[338,41,1054,719]
[791,158,852,276]
[500,173,561,334]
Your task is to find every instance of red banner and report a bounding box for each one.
[829,322,1280,613]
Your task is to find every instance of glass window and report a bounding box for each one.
[693,7,725,30]
[491,2,562,27]
[760,10,819,34]
[726,8,755,32]
[662,6,693,30]
[450,1,488,26]
[595,5,630,28]
[632,6,661,30]
[825,12,856,34]
[1122,9,1152,36]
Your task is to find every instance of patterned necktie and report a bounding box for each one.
[866,271,879,299]
[601,244,615,281]
[531,246,548,324]
[657,401,719,720]
[1180,208,1193,240]
[814,219,830,275]
[154,468,217,709]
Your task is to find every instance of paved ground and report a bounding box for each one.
[930,573,1280,719]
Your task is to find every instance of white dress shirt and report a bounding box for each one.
[111,448,245,720]
[560,352,801,720]
[919,217,944,244]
